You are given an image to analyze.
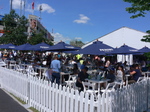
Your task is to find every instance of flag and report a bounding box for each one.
[32,2,34,10]
[39,5,42,11]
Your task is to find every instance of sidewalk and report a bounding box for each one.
[0,88,30,112]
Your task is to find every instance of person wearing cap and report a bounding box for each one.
[76,67,89,92]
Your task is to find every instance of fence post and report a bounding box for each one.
[147,78,150,110]
[27,75,30,106]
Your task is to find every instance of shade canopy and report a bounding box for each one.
[137,46,150,53]
[14,43,32,50]
[77,40,114,55]
[108,44,138,54]
[0,43,16,49]
[26,42,51,51]
[47,41,80,52]
[63,50,79,54]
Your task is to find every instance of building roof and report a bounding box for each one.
[83,26,149,49]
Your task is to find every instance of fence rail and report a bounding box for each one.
[0,67,150,112]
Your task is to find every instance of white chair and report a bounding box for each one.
[27,66,38,76]
[65,75,77,88]
[42,69,51,81]
[114,80,125,88]
[0,61,7,67]
[9,61,16,69]
[82,81,98,99]
[15,65,24,73]
[4,60,9,68]
[137,77,145,82]
[101,82,116,93]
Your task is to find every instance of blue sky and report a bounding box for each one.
[0,0,150,44]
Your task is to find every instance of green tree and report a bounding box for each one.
[27,32,53,45]
[70,39,85,47]
[124,0,150,19]
[124,0,150,63]
[0,10,28,45]
[124,0,150,42]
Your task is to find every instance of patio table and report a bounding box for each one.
[142,71,150,77]
[21,63,32,69]
[85,78,110,94]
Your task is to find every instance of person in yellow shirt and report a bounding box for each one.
[76,54,81,61]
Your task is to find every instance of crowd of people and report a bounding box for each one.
[48,53,148,92]
[0,50,149,92]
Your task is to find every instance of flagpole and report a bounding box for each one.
[20,0,22,16]
[23,0,26,16]
[40,10,41,21]
[10,0,13,12]
[32,1,34,15]
[32,9,34,15]
[39,5,42,21]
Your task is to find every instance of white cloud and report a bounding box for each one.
[75,37,82,40]
[12,0,55,14]
[74,14,90,24]
[12,0,24,9]
[51,32,71,43]
[37,3,55,13]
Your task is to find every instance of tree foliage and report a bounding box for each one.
[141,30,150,42]
[123,0,150,18]
[27,32,53,45]
[0,9,53,46]
[124,0,150,43]
[0,10,28,45]
[70,39,85,47]
[124,0,150,60]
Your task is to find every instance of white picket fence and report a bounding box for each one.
[0,66,150,112]
[110,78,150,112]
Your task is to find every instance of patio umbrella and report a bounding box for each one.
[14,43,32,50]
[77,40,114,55]
[47,41,80,52]
[108,44,138,54]
[63,50,79,54]
[26,42,51,51]
[0,43,16,49]
[137,46,150,53]
[108,44,138,65]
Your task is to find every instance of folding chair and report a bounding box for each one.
[82,81,98,99]
[65,75,77,88]
[137,77,145,82]
[42,69,51,81]
[100,82,116,93]
[27,66,38,76]
[15,65,24,73]
[9,61,16,69]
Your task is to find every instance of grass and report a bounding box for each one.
[10,93,40,112]
[10,93,26,104]
[29,107,40,112]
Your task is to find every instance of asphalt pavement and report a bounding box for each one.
[0,88,30,112]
